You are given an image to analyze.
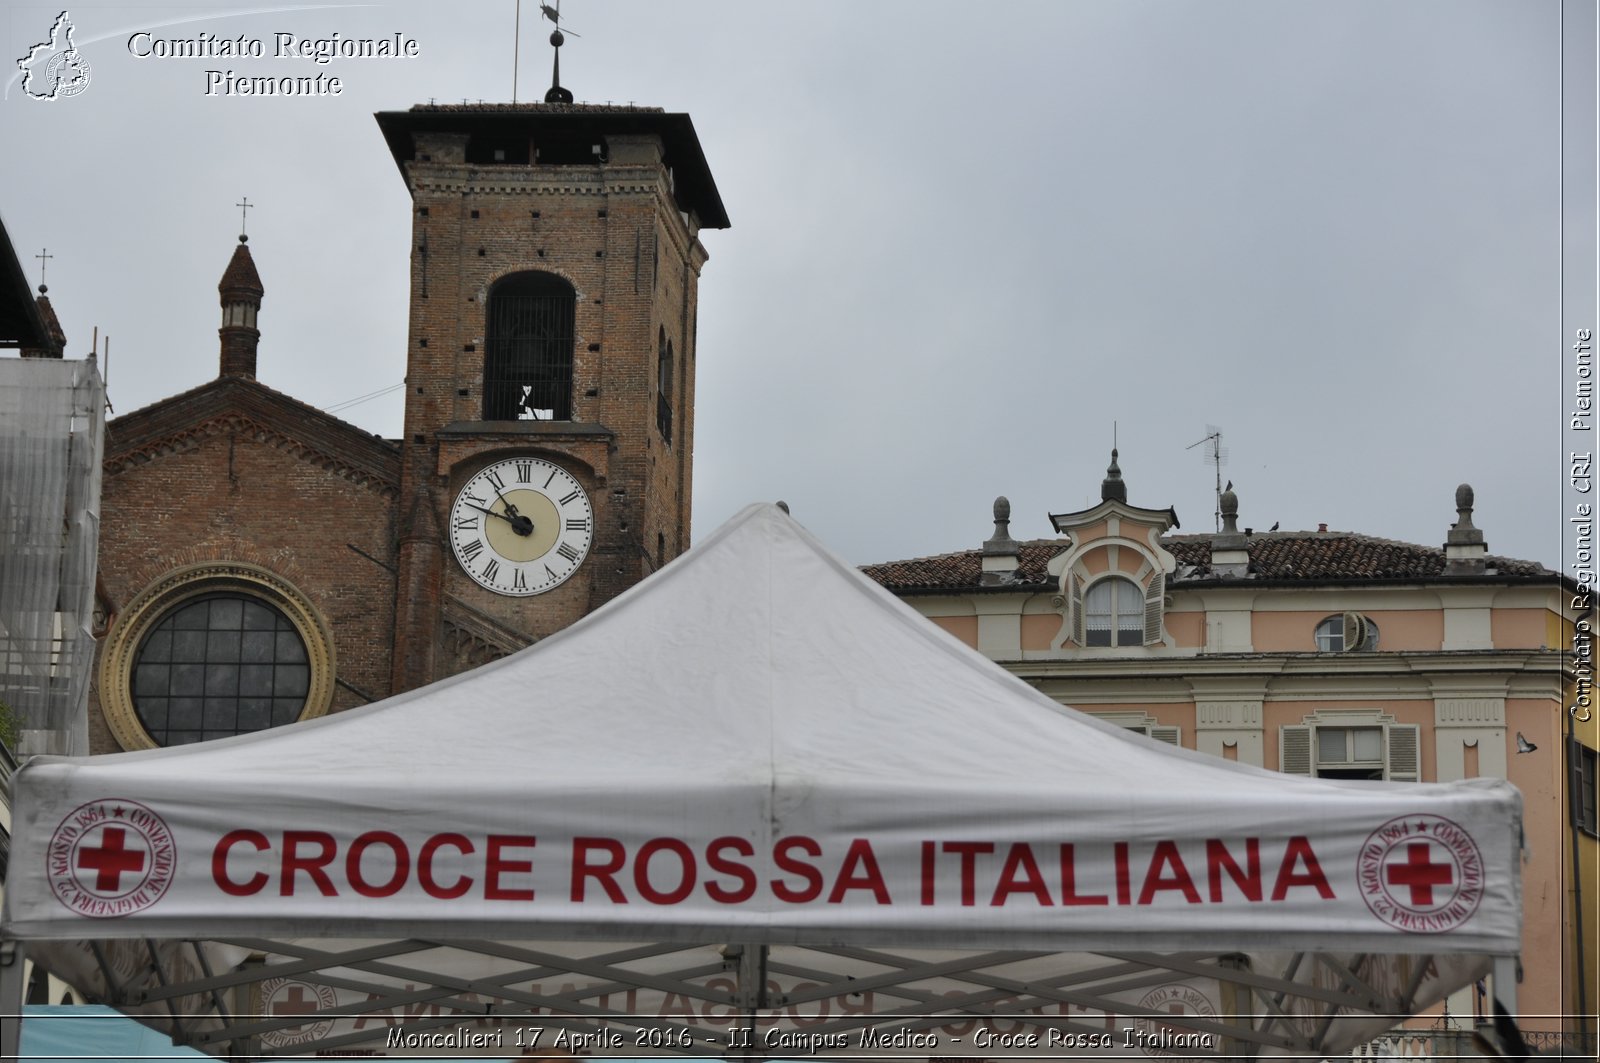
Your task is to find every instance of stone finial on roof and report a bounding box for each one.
[1101,449,1127,503]
[1211,480,1249,573]
[981,495,1021,584]
[1445,482,1487,574]
[983,496,1016,554]
[1220,481,1240,536]
[1449,483,1482,541]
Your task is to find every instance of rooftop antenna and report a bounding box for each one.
[1186,425,1228,531]
[541,0,578,104]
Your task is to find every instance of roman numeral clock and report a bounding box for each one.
[448,458,594,596]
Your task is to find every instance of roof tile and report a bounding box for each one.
[861,533,1552,592]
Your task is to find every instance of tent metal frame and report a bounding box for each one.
[0,936,1519,1058]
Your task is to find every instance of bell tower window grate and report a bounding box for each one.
[484,272,575,421]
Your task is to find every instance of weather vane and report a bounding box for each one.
[34,247,52,293]
[541,0,577,103]
[237,197,253,241]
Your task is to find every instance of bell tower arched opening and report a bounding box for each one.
[483,271,575,421]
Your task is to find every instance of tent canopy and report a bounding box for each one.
[0,504,1522,1056]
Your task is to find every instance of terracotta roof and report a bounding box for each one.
[862,532,1554,593]
[218,240,263,298]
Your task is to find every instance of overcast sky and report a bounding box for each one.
[1,1,1587,569]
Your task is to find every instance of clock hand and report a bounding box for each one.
[464,502,534,536]
[491,486,522,520]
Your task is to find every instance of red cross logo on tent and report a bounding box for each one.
[1133,984,1219,1057]
[1358,814,1484,933]
[1386,842,1453,905]
[259,978,338,1049]
[78,827,145,891]
[48,800,176,918]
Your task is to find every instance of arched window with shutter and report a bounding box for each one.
[483,271,575,421]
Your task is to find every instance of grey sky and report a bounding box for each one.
[0,0,1576,569]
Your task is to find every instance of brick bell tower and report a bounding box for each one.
[376,61,728,691]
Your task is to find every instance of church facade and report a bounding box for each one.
[82,102,727,754]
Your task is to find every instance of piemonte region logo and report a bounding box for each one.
[17,11,92,101]
[1357,814,1484,933]
[47,799,175,917]
[258,978,339,1048]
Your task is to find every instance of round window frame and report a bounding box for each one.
[100,563,336,751]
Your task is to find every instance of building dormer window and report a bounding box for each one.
[484,271,575,421]
[1315,613,1379,653]
[1084,577,1144,647]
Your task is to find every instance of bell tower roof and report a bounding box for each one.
[374,103,730,229]
[219,236,264,299]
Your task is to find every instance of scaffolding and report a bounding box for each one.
[0,356,103,756]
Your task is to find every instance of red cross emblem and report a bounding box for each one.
[273,985,321,1017]
[1385,842,1453,906]
[77,827,146,892]
[48,800,176,918]
[1358,814,1484,933]
[259,979,338,1048]
[1134,984,1218,1057]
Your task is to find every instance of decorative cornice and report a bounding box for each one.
[108,412,399,497]
[1434,697,1507,727]
[1007,649,1566,683]
[106,379,401,497]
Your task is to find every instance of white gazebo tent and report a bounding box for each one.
[1,504,1521,1057]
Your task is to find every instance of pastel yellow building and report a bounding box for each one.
[865,453,1594,1049]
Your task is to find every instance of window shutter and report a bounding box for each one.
[1143,572,1165,645]
[1148,725,1181,746]
[1340,612,1367,654]
[1280,725,1312,775]
[1070,575,1084,646]
[1386,724,1420,781]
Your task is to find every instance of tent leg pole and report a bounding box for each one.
[729,943,768,1060]
[1491,954,1518,1015]
[0,938,26,1060]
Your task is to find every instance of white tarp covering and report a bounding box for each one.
[0,504,1522,1056]
[0,356,104,757]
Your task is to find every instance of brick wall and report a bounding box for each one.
[89,382,400,752]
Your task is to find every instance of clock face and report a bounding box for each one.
[449,457,594,596]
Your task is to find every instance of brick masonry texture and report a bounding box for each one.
[89,107,716,751]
